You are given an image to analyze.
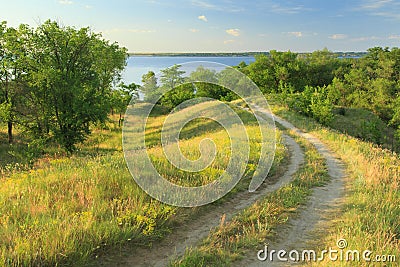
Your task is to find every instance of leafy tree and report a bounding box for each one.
[303,48,340,87]
[244,51,306,93]
[158,65,194,110]
[189,66,219,98]
[245,54,275,93]
[308,86,334,125]
[141,71,159,101]
[216,67,245,101]
[110,82,139,126]
[0,22,30,143]
[24,20,127,152]
[160,64,185,89]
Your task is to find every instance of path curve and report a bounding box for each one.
[96,133,304,267]
[235,107,346,266]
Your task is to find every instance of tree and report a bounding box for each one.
[303,48,340,87]
[158,65,194,110]
[160,64,185,89]
[246,54,275,93]
[0,21,11,142]
[0,22,30,144]
[189,66,220,99]
[245,51,306,93]
[141,71,159,102]
[110,82,139,126]
[24,20,127,152]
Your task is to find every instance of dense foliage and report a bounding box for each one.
[239,48,400,148]
[140,64,246,111]
[0,20,131,152]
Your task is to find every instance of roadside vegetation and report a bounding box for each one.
[271,105,399,266]
[0,102,283,266]
[240,48,400,152]
[170,130,329,266]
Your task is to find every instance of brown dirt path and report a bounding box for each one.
[234,107,346,266]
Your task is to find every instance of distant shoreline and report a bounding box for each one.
[128,52,367,58]
[127,52,265,57]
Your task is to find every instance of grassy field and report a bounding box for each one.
[271,103,399,266]
[0,102,284,266]
[170,99,399,266]
[2,97,396,266]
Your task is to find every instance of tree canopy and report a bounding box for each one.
[0,20,128,152]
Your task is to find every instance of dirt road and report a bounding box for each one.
[97,108,346,267]
[235,107,346,266]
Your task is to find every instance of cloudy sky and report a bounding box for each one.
[1,0,400,52]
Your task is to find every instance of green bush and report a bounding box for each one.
[286,85,334,125]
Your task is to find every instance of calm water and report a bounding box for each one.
[122,56,255,85]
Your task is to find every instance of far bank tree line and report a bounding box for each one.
[0,21,138,152]
[142,48,400,148]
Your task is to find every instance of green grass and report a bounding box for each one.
[0,116,123,176]
[0,124,36,173]
[169,130,330,266]
[270,103,399,266]
[0,102,283,266]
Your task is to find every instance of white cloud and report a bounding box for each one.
[191,0,243,12]
[351,36,380,42]
[198,15,208,22]
[192,0,216,9]
[371,11,400,19]
[226,28,240,37]
[103,28,156,34]
[389,34,400,39]
[359,0,400,20]
[224,39,234,44]
[329,34,348,40]
[189,28,199,33]
[361,0,393,9]
[59,0,73,5]
[287,31,303,37]
[271,4,313,14]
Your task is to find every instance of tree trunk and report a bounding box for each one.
[8,121,13,144]
[5,75,13,144]
[119,113,122,127]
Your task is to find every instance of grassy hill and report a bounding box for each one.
[0,102,284,266]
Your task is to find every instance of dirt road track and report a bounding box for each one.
[235,107,346,267]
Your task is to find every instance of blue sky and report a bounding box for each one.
[1,0,400,52]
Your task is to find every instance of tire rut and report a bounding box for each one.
[235,107,346,267]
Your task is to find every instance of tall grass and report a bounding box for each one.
[0,102,282,266]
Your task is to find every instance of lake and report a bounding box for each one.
[122,56,255,85]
